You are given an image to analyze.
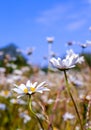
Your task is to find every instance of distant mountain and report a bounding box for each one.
[0,43,21,57]
[0,43,27,67]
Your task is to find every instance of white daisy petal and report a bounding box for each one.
[19,84,27,91]
[26,80,31,87]
[32,82,38,88]
[36,81,46,89]
[50,58,57,66]
[37,87,50,92]
[12,88,24,94]
[42,88,50,91]
[17,94,25,98]
[35,90,43,93]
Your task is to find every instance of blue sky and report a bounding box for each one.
[0,0,91,65]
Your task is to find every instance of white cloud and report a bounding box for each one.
[36,4,71,26]
[35,1,90,32]
[66,20,86,31]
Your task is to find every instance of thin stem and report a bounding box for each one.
[48,43,52,69]
[28,95,44,130]
[63,70,84,130]
[85,101,91,129]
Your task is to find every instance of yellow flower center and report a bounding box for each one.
[4,90,9,95]
[30,87,36,92]
[23,88,28,93]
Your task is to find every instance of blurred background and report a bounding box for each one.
[0,0,91,130]
[0,0,91,66]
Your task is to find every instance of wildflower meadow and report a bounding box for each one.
[0,41,91,130]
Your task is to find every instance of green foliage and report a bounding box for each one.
[13,55,27,68]
[0,43,19,58]
[82,53,91,67]
[41,66,48,73]
[0,43,27,69]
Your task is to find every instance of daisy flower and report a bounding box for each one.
[0,90,11,98]
[0,103,6,110]
[12,80,50,98]
[50,49,84,70]
[19,111,31,124]
[63,112,75,121]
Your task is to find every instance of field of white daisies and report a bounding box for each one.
[0,41,91,130]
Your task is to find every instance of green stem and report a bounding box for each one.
[28,95,44,130]
[63,70,84,130]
